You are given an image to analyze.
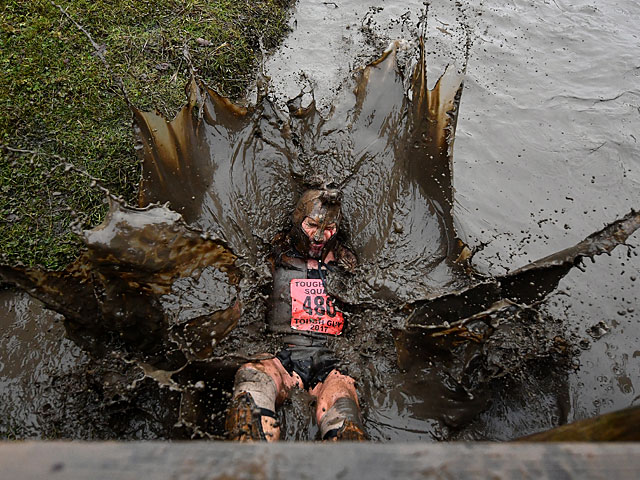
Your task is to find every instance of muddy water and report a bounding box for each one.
[0,289,84,438]
[450,0,640,439]
[265,0,640,440]
[2,0,640,441]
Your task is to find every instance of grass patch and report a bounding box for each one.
[1,0,293,269]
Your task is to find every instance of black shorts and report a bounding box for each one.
[275,334,340,388]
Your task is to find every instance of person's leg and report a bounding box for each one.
[226,357,302,442]
[310,369,366,441]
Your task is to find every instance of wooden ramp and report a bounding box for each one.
[1,442,639,479]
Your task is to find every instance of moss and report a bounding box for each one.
[0,0,292,269]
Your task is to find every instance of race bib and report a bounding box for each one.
[290,279,344,335]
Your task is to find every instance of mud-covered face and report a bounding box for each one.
[291,189,341,259]
[301,216,338,258]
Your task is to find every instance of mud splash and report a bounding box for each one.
[135,38,465,295]
[2,33,639,441]
[1,201,239,357]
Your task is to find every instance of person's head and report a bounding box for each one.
[291,186,342,260]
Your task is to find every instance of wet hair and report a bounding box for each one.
[301,175,341,199]
[291,186,342,228]
[271,182,356,270]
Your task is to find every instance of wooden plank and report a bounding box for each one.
[518,405,640,441]
[1,442,639,479]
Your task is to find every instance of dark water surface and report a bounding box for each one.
[1,0,639,441]
[447,0,640,439]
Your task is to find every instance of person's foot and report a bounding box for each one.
[323,419,367,441]
[225,392,274,442]
[335,419,367,441]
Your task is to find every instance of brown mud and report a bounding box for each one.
[2,2,640,441]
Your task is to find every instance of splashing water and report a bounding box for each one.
[2,8,639,440]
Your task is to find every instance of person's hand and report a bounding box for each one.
[337,247,357,272]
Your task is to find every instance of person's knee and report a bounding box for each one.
[313,370,359,423]
[322,370,356,392]
[233,364,279,411]
[313,370,358,407]
[234,358,300,407]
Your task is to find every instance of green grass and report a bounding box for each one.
[0,0,292,269]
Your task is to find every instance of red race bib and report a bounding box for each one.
[290,279,344,335]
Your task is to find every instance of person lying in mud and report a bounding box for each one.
[225,185,366,442]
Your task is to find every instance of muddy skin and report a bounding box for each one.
[1,33,639,441]
[290,188,342,261]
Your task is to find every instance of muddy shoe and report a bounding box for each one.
[323,419,367,442]
[336,419,367,441]
[225,392,267,442]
